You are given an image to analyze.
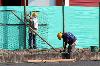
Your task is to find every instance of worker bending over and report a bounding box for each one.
[57,32,77,54]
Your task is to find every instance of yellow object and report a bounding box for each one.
[32,12,38,17]
[57,32,62,40]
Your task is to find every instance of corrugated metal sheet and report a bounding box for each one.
[56,0,100,7]
[65,7,99,48]
[0,6,99,50]
[70,0,99,2]
[70,0,100,7]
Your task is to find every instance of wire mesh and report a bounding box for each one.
[0,10,25,50]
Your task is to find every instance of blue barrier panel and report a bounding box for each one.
[0,6,99,50]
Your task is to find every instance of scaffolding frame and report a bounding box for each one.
[0,7,56,51]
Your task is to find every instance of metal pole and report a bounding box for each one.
[62,0,65,49]
[99,2,100,51]
[23,0,26,49]
[62,0,65,33]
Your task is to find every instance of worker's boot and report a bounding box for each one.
[61,51,70,59]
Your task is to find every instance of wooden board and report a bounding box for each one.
[27,59,75,63]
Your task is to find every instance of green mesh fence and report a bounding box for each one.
[0,10,25,50]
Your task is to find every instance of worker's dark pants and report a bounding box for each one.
[29,33,36,49]
[63,42,73,59]
[63,42,75,54]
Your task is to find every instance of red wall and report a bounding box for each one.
[56,0,100,7]
[0,0,2,6]
[21,0,28,6]
[56,0,63,6]
[70,0,100,7]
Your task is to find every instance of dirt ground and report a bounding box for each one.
[0,48,99,63]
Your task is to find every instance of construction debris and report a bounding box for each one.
[0,49,99,63]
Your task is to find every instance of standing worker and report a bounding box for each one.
[28,12,38,49]
[57,32,77,58]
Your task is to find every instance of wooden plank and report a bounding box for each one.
[70,0,99,7]
[27,59,75,63]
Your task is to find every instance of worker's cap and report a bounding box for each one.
[57,32,62,40]
[32,12,38,17]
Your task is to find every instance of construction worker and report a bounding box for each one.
[57,32,77,54]
[29,12,38,49]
